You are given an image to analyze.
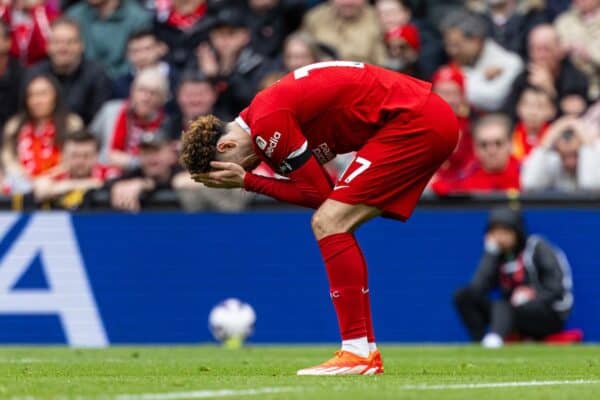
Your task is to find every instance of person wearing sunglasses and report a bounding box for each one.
[457,114,521,193]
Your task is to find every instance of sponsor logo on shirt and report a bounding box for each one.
[255,136,267,150]
[265,132,282,158]
[312,142,334,164]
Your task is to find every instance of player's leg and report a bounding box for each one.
[312,199,381,352]
[297,199,382,376]
[298,93,459,375]
[311,200,379,349]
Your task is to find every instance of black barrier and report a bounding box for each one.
[2,189,600,211]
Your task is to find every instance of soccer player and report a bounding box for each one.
[180,61,458,375]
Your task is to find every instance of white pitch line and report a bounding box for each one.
[400,379,600,391]
[114,387,300,400]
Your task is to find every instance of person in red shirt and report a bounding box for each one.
[458,114,521,193]
[179,61,459,375]
[0,0,58,66]
[511,85,556,161]
[32,130,120,208]
[429,64,475,195]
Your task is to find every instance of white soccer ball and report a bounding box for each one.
[209,298,256,344]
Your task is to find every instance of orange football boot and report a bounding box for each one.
[296,350,380,376]
[369,350,384,374]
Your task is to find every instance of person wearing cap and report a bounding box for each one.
[190,7,275,119]
[429,65,475,194]
[383,24,421,77]
[375,0,420,76]
[454,207,573,348]
[90,66,169,170]
[107,129,184,212]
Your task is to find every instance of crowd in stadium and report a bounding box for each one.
[0,0,598,210]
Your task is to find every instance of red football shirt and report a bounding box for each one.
[238,61,432,173]
[454,157,521,193]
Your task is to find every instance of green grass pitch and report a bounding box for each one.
[1,345,599,399]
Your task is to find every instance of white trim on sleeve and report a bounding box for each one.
[286,141,308,159]
[235,116,252,135]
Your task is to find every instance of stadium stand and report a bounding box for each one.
[0,0,596,211]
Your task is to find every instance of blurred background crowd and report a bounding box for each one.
[0,0,598,211]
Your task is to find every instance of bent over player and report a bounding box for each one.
[180,62,459,375]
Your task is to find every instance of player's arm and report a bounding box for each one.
[243,150,333,209]
[243,110,333,208]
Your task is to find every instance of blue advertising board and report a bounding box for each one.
[0,209,597,346]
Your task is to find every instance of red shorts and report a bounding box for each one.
[328,92,459,221]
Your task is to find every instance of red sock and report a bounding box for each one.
[358,248,376,343]
[318,233,367,340]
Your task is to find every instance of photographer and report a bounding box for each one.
[521,116,600,192]
[454,207,573,348]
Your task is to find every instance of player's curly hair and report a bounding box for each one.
[179,115,225,173]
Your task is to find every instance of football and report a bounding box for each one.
[208,298,256,347]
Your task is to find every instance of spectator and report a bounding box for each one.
[376,0,411,33]
[375,0,421,75]
[90,67,168,170]
[112,29,177,113]
[477,0,547,56]
[2,73,83,180]
[161,71,220,141]
[521,116,600,192]
[302,0,386,65]
[153,0,212,72]
[0,21,22,130]
[457,114,521,193]
[0,0,58,65]
[32,130,120,208]
[511,85,557,161]
[27,17,112,125]
[581,98,600,147]
[383,24,421,76]
[441,9,523,112]
[429,65,475,194]
[191,7,274,118]
[555,0,600,100]
[282,31,323,72]
[454,207,573,348]
[247,0,287,57]
[502,24,589,117]
[67,0,152,78]
[108,130,185,212]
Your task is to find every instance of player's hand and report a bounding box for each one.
[510,285,536,307]
[191,161,246,189]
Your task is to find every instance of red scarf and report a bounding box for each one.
[110,102,164,155]
[155,0,207,30]
[511,121,550,161]
[0,4,57,66]
[17,120,61,177]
